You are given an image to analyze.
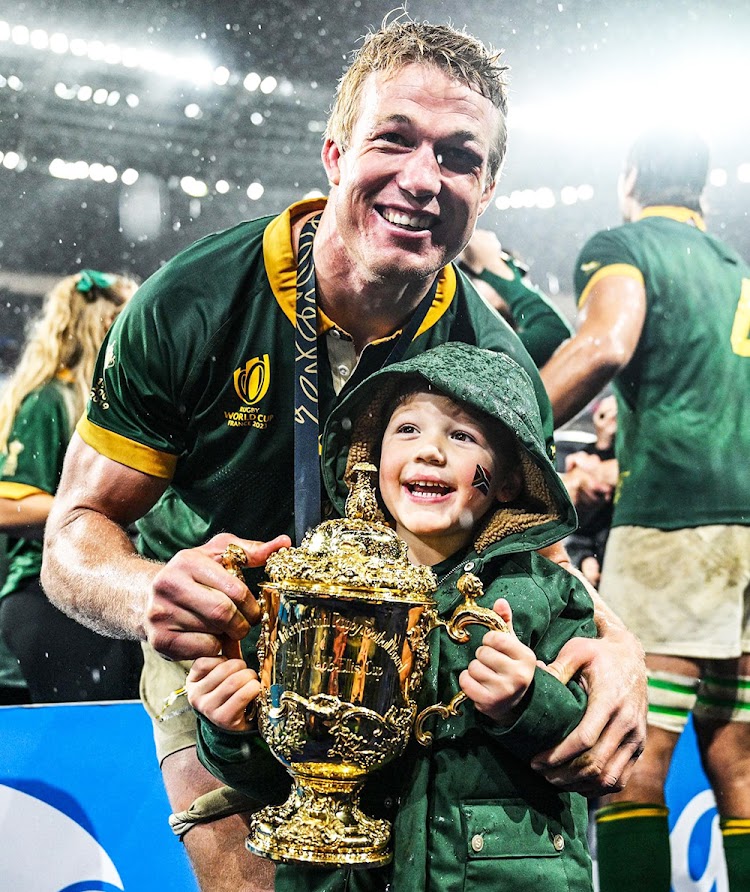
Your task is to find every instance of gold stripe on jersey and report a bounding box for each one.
[0,481,51,499]
[637,206,706,231]
[578,263,644,308]
[76,416,178,479]
[262,197,457,338]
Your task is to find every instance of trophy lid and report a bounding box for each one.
[264,463,436,600]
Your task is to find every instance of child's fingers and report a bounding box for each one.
[491,598,514,632]
[466,654,505,685]
[207,672,261,717]
[197,680,261,732]
[187,655,230,683]
[459,667,491,703]
[187,663,260,730]
[187,657,248,685]
[471,644,512,677]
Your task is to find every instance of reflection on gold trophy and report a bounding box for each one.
[227,462,508,867]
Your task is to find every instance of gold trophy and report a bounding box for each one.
[225,462,508,867]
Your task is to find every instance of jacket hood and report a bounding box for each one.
[321,343,577,555]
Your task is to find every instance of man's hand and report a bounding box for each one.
[579,555,602,588]
[145,532,291,661]
[563,452,615,509]
[532,625,647,795]
[459,229,515,280]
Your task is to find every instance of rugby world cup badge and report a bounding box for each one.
[234,353,270,405]
[228,354,274,429]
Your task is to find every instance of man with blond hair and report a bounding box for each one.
[43,16,646,891]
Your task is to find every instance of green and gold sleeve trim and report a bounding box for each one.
[578,263,644,308]
[263,197,456,337]
[0,481,51,499]
[76,416,178,480]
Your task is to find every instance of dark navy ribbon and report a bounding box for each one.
[293,214,439,545]
[294,214,322,546]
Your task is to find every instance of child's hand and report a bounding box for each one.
[458,599,537,723]
[186,656,260,732]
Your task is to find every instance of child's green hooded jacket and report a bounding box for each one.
[196,343,596,892]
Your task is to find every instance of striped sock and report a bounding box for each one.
[721,818,750,891]
[595,803,671,892]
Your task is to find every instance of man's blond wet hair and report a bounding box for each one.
[326,15,509,181]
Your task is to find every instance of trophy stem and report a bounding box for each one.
[246,766,392,866]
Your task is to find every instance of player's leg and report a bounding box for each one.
[163,746,275,892]
[692,528,750,890]
[594,653,699,892]
[694,654,750,891]
[141,644,274,892]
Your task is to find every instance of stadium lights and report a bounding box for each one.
[246,182,264,200]
[54,81,122,106]
[494,183,596,211]
[1,151,24,170]
[0,18,281,94]
[180,176,208,198]
[0,73,24,91]
[48,158,118,182]
[508,53,750,141]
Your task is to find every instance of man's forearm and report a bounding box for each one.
[588,585,628,637]
[41,509,159,640]
[540,335,620,428]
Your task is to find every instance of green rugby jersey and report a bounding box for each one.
[0,376,77,597]
[574,205,750,529]
[79,199,552,563]
[474,262,573,367]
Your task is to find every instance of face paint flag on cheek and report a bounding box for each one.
[472,464,492,495]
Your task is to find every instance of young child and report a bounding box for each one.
[187,342,596,892]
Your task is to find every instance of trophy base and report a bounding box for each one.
[246,768,392,867]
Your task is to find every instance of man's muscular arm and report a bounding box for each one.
[536,543,647,795]
[41,434,290,658]
[540,274,646,427]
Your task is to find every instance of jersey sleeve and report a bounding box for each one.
[573,229,644,308]
[477,266,573,367]
[0,387,70,497]
[78,269,192,479]
[456,275,557,454]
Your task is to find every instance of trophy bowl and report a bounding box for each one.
[244,463,437,867]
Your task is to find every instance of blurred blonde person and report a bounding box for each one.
[0,270,140,702]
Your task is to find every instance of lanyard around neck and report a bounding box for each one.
[293,213,439,545]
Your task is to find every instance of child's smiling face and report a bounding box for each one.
[378,390,520,565]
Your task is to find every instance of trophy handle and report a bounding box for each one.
[221,542,268,667]
[414,573,509,746]
[221,543,248,579]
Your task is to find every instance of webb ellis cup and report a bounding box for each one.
[227,462,508,867]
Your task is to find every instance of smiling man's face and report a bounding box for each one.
[322,63,499,286]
